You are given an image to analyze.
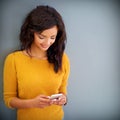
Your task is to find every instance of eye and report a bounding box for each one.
[51,38,55,40]
[38,35,45,40]
[51,36,56,40]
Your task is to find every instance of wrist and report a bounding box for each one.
[27,99,35,108]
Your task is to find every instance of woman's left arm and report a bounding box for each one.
[51,53,70,106]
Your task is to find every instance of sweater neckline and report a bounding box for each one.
[19,51,48,62]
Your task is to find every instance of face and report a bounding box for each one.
[32,26,58,52]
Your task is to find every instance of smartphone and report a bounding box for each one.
[50,93,63,100]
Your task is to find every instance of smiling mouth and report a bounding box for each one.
[41,45,49,49]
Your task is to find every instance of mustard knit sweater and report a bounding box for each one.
[3,51,70,120]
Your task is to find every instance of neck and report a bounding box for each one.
[27,46,47,60]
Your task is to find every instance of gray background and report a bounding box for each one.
[0,0,120,120]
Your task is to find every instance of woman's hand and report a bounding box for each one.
[50,94,67,106]
[9,94,66,109]
[31,95,51,108]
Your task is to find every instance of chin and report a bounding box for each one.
[41,47,49,51]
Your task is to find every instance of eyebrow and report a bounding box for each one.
[39,34,46,37]
[39,33,56,37]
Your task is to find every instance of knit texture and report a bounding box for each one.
[3,51,70,120]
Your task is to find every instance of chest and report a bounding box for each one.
[15,59,64,97]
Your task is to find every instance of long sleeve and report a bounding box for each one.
[3,51,70,120]
[3,53,17,108]
[59,53,70,94]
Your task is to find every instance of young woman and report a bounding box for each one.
[3,5,70,120]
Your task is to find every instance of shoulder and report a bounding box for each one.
[62,52,70,63]
[62,52,70,68]
[61,52,70,75]
[5,51,22,62]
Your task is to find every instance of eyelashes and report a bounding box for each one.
[38,35,56,40]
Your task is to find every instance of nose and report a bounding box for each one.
[45,39,52,45]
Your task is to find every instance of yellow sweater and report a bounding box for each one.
[3,51,70,120]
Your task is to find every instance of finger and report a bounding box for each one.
[40,100,51,106]
[58,98,66,105]
[39,95,50,99]
[39,96,51,102]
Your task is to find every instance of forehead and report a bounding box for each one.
[40,26,58,36]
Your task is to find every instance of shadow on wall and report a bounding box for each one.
[0,101,16,120]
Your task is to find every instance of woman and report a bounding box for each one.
[3,5,70,120]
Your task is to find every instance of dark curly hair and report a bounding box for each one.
[20,5,67,73]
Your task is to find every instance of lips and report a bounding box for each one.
[40,44,49,49]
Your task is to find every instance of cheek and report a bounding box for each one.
[34,36,39,43]
[50,40,56,45]
[35,38,42,44]
[34,39,39,45]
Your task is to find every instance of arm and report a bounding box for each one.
[3,53,51,109]
[51,53,70,106]
[10,95,51,109]
[59,53,70,95]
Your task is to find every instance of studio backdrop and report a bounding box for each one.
[0,0,120,120]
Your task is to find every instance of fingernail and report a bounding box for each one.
[52,99,57,101]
